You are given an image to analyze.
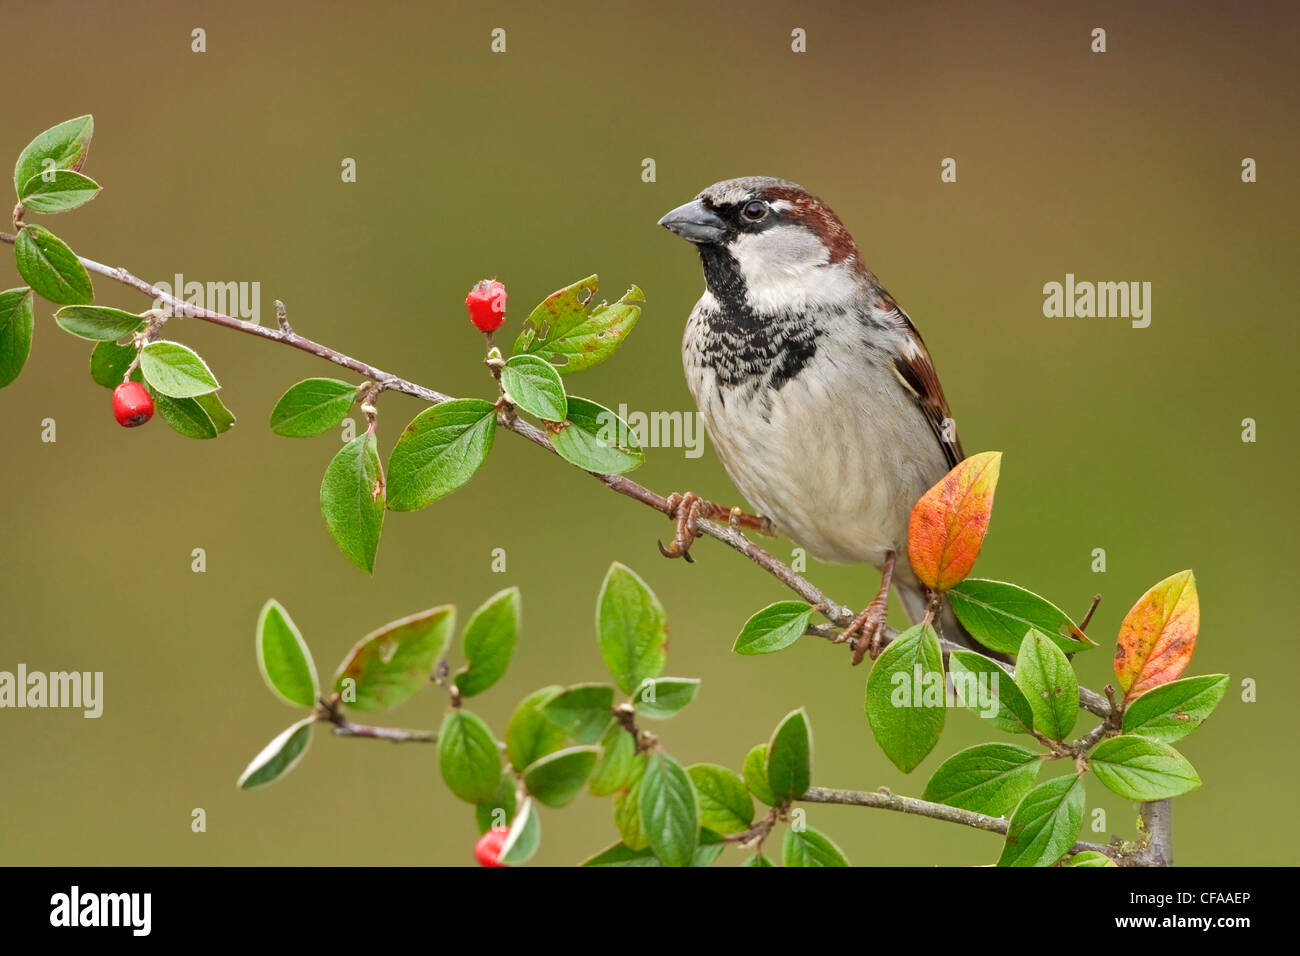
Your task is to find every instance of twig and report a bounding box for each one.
[799,786,1119,859]
[1131,799,1173,867]
[329,720,437,744]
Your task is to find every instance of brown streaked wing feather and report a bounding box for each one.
[876,291,964,469]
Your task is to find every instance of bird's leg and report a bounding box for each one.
[833,551,896,666]
[657,492,773,563]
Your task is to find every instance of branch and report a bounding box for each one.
[1131,799,1173,866]
[328,719,437,744]
[0,231,1113,724]
[800,786,1120,860]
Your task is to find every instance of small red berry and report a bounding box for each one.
[465,279,507,333]
[112,381,154,428]
[474,826,510,867]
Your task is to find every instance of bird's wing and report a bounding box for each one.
[875,290,965,470]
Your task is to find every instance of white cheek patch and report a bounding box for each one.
[730,226,859,313]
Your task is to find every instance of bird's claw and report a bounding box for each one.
[658,491,704,562]
[834,599,890,666]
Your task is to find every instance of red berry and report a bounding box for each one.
[112,381,154,428]
[474,826,510,867]
[465,280,507,333]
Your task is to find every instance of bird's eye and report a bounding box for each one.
[742,200,769,222]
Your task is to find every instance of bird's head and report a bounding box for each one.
[658,177,870,313]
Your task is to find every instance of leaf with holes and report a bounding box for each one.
[1014,630,1078,742]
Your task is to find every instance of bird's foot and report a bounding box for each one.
[833,598,890,666]
[657,492,773,563]
[832,550,897,666]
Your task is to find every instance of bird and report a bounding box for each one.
[658,175,981,664]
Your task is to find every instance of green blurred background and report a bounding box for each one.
[1,0,1296,865]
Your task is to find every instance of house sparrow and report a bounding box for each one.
[659,176,981,663]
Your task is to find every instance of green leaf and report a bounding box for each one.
[783,827,850,867]
[320,432,385,573]
[523,745,598,807]
[19,169,100,213]
[1068,850,1117,867]
[997,774,1086,867]
[499,797,542,865]
[90,339,137,388]
[255,599,319,708]
[438,709,501,804]
[582,836,723,868]
[632,677,700,719]
[596,562,667,694]
[332,605,454,711]
[505,686,567,771]
[743,744,780,806]
[614,758,650,850]
[688,764,754,834]
[744,853,774,867]
[1121,674,1229,744]
[639,752,699,867]
[765,708,812,801]
[949,579,1096,655]
[733,601,813,656]
[14,225,92,304]
[590,720,638,796]
[386,399,496,511]
[501,354,567,421]
[548,396,643,474]
[0,288,35,389]
[513,275,600,355]
[151,389,235,440]
[540,683,615,743]
[475,772,518,833]
[948,650,1035,734]
[454,587,520,697]
[269,378,355,437]
[922,743,1043,816]
[1089,736,1201,800]
[14,115,94,197]
[139,340,219,397]
[54,305,142,341]
[237,717,314,790]
[517,282,643,375]
[1014,630,1079,742]
[865,623,946,772]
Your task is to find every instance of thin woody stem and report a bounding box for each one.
[799,786,1121,860]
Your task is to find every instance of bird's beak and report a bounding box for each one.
[658,199,727,244]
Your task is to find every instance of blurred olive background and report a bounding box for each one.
[1,0,1296,866]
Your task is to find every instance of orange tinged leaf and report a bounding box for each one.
[907,451,1002,592]
[1114,570,1199,700]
